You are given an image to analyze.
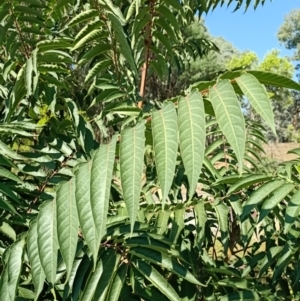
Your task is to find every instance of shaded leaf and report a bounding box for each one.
[242,180,284,219]
[0,239,25,301]
[194,201,207,248]
[93,250,121,301]
[284,191,300,234]
[107,12,138,77]
[133,259,181,301]
[106,263,128,300]
[129,247,204,286]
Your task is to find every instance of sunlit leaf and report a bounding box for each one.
[56,178,79,282]
[178,90,205,198]
[120,122,145,233]
[210,80,246,173]
[27,220,46,301]
[259,183,294,222]
[236,73,276,134]
[37,200,58,285]
[152,102,178,209]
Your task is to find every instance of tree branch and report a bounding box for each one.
[138,0,156,109]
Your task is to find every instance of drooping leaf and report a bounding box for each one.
[0,239,25,301]
[210,80,246,173]
[107,12,138,77]
[56,178,79,283]
[273,243,296,282]
[259,183,294,222]
[242,180,284,219]
[236,73,276,133]
[120,122,145,233]
[37,39,72,52]
[93,250,121,301]
[284,191,300,234]
[248,70,300,91]
[37,200,58,285]
[258,246,283,277]
[0,166,23,183]
[156,210,171,235]
[227,174,273,195]
[80,256,104,301]
[194,201,207,248]
[126,236,180,257]
[133,259,181,301]
[91,135,117,245]
[152,102,178,209]
[129,247,204,286]
[71,254,93,301]
[75,137,117,266]
[169,208,185,244]
[178,90,205,198]
[106,263,128,300]
[25,57,33,97]
[77,43,111,65]
[213,201,229,252]
[62,243,86,299]
[27,220,46,301]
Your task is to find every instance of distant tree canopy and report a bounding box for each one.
[277,9,300,78]
[277,8,300,142]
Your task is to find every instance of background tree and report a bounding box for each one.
[277,9,300,141]
[277,9,300,79]
[227,50,296,142]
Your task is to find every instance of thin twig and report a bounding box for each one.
[28,153,74,212]
[138,0,156,109]
[8,2,30,58]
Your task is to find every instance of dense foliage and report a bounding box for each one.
[2,1,300,301]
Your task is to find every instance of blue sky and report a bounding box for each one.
[203,1,299,61]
